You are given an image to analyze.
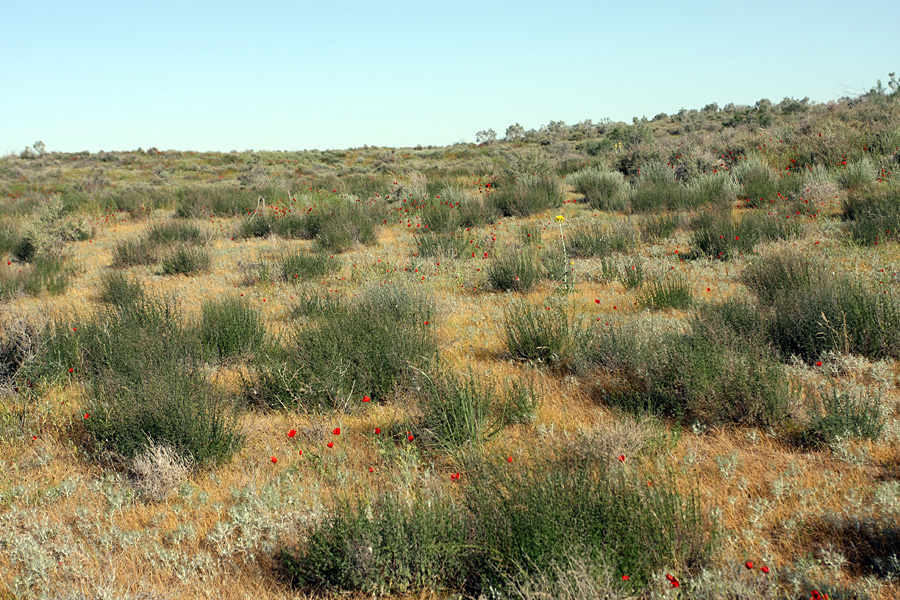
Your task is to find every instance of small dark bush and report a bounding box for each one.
[568,221,635,258]
[842,185,900,245]
[0,254,70,300]
[803,384,885,448]
[146,221,206,245]
[414,232,471,259]
[639,213,680,243]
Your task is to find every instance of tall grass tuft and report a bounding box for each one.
[488,244,542,292]
[568,168,629,211]
[503,299,587,369]
[199,297,266,360]
[489,175,563,217]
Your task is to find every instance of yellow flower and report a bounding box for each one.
[555,215,565,222]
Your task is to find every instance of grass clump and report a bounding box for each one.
[487,244,542,292]
[489,175,563,217]
[161,245,212,275]
[503,299,587,369]
[199,297,266,360]
[568,168,628,211]
[38,297,243,466]
[0,254,70,300]
[279,250,334,282]
[112,238,159,267]
[419,369,538,450]
[837,157,878,189]
[305,200,379,253]
[639,213,680,243]
[283,457,715,596]
[742,249,900,362]
[637,276,693,310]
[249,284,436,410]
[567,220,635,258]
[414,231,471,259]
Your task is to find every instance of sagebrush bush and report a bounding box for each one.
[568,168,628,211]
[199,297,266,360]
[146,221,207,245]
[681,172,737,209]
[688,210,759,260]
[249,284,436,410]
[130,440,192,501]
[174,186,255,218]
[488,244,541,292]
[306,200,380,253]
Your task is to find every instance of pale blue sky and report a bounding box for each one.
[2,0,898,154]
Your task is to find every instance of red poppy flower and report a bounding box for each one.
[622,575,630,581]
[760,566,770,574]
[374,428,381,434]
[507,456,513,463]
[270,456,278,464]
[407,435,414,441]
[298,450,303,456]
[745,561,754,570]
[332,427,341,435]
[362,395,371,402]
[83,413,89,419]
[287,429,297,438]
[327,442,334,448]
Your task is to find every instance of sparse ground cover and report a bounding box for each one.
[1,77,900,599]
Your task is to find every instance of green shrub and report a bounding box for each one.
[842,185,900,245]
[146,221,207,245]
[803,384,885,448]
[688,210,760,260]
[639,213,680,243]
[307,200,378,253]
[629,181,681,213]
[0,222,22,257]
[619,261,645,290]
[837,158,878,189]
[174,186,254,218]
[488,245,542,292]
[112,238,159,267]
[283,489,469,595]
[568,168,628,211]
[465,457,715,591]
[39,297,243,465]
[199,297,266,360]
[418,199,460,233]
[283,458,714,596]
[97,271,146,307]
[271,213,312,239]
[489,175,563,217]
[680,173,737,209]
[0,254,70,300]
[503,300,587,369]
[414,232,471,259]
[236,215,273,239]
[591,316,789,427]
[637,277,693,310]
[161,245,211,275]
[742,250,900,361]
[279,250,334,282]
[419,369,538,450]
[568,221,635,258]
[249,284,436,410]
